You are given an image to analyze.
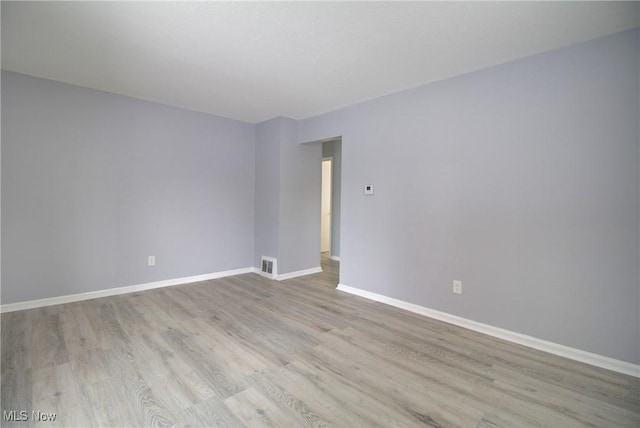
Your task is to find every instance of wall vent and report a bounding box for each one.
[259,256,277,280]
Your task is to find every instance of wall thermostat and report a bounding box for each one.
[364,184,374,195]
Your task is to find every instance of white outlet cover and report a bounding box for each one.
[453,280,462,294]
[148,256,156,266]
[364,184,374,195]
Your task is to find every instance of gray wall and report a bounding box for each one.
[2,71,255,304]
[322,139,342,258]
[278,118,321,274]
[254,117,322,275]
[254,118,281,267]
[300,29,640,364]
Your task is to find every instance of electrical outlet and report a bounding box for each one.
[453,280,462,294]
[148,256,156,266]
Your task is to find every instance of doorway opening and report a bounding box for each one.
[321,157,333,256]
[314,136,341,287]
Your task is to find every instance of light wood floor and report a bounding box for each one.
[2,255,639,427]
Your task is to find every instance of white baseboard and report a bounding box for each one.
[329,255,340,261]
[336,283,640,378]
[276,266,322,281]
[1,267,255,313]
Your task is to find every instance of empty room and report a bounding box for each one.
[1,1,639,427]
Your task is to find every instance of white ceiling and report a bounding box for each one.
[2,1,639,124]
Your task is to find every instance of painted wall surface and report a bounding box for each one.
[322,140,342,258]
[278,118,322,274]
[254,118,281,268]
[254,117,321,275]
[2,71,255,304]
[300,29,640,364]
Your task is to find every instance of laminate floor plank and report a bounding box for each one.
[223,387,301,427]
[285,358,438,427]
[29,313,68,370]
[205,302,321,363]
[143,289,200,324]
[178,396,244,428]
[203,311,294,368]
[31,363,93,427]
[100,342,176,427]
[361,314,640,425]
[2,255,638,427]
[336,325,637,427]
[82,347,155,427]
[126,293,183,333]
[303,335,486,427]
[70,348,129,427]
[247,363,369,427]
[179,317,270,378]
[247,371,333,427]
[128,333,217,408]
[2,310,32,374]
[350,306,636,411]
[162,286,216,318]
[233,301,326,347]
[182,280,257,314]
[1,370,33,428]
[184,281,251,310]
[161,327,247,400]
[106,297,155,338]
[59,302,101,354]
[261,294,351,333]
[83,300,131,351]
[224,276,275,300]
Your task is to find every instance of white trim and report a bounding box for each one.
[276,267,323,281]
[336,283,640,378]
[0,267,255,313]
[329,255,340,261]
